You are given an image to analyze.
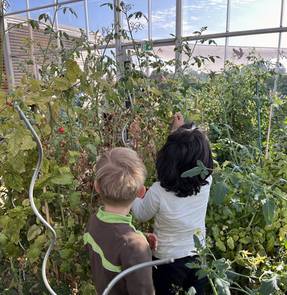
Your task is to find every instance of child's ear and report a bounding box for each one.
[137,185,146,199]
[94,181,101,193]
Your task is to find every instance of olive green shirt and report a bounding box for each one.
[84,207,154,295]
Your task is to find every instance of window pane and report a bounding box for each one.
[5,0,26,16]
[30,7,54,21]
[123,0,148,41]
[29,0,54,9]
[57,1,86,29]
[154,38,225,73]
[190,39,225,71]
[183,0,227,36]
[230,0,282,31]
[226,33,279,64]
[152,0,175,39]
[280,33,287,72]
[88,0,114,33]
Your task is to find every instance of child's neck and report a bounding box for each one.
[104,204,131,216]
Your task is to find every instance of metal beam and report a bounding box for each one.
[114,0,123,75]
[148,0,152,41]
[175,0,182,72]
[9,26,287,55]
[3,18,15,89]
[224,0,231,63]
[146,0,152,76]
[273,0,285,92]
[4,0,84,17]
[25,0,38,79]
[54,0,61,49]
[84,0,90,41]
[96,26,287,50]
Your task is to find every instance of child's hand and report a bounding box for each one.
[171,112,185,132]
[145,233,158,251]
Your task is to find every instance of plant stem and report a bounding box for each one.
[230,287,251,295]
[208,277,218,295]
[265,102,273,160]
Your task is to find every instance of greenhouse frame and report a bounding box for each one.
[2,0,287,90]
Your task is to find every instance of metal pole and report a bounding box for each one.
[265,0,285,160]
[146,0,152,76]
[4,0,84,17]
[114,0,122,76]
[84,0,90,41]
[54,0,61,49]
[148,0,152,40]
[26,0,38,79]
[224,0,231,64]
[274,0,284,91]
[175,0,182,73]
[3,18,15,89]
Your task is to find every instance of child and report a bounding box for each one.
[84,147,155,295]
[132,113,213,295]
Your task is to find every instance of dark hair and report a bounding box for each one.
[156,123,213,197]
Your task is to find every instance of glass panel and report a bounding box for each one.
[230,0,282,31]
[281,33,287,56]
[283,1,287,27]
[189,38,225,71]
[29,0,54,8]
[152,0,176,39]
[154,38,225,73]
[88,0,114,33]
[123,0,148,41]
[5,0,26,16]
[226,33,279,64]
[153,45,175,72]
[30,7,54,21]
[183,0,227,36]
[280,33,287,72]
[57,1,86,30]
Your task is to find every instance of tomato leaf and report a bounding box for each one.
[259,276,280,295]
[212,182,228,205]
[27,224,42,241]
[181,166,202,178]
[262,199,276,225]
[215,278,231,295]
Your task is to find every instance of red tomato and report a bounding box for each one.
[58,127,65,134]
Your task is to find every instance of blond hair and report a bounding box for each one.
[95,147,146,205]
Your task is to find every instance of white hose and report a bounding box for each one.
[15,103,57,295]
[103,258,174,295]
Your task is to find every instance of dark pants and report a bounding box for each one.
[152,256,208,295]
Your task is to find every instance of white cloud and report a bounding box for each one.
[151,6,176,35]
[152,6,176,23]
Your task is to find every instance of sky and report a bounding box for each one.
[6,0,286,48]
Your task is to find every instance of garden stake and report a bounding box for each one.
[14,103,57,295]
[103,258,174,295]
[255,82,262,155]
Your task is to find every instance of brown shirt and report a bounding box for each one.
[84,207,154,295]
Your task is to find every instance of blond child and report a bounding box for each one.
[84,147,155,295]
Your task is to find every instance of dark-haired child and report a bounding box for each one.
[132,113,213,295]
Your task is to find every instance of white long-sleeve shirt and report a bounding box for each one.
[132,176,212,260]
